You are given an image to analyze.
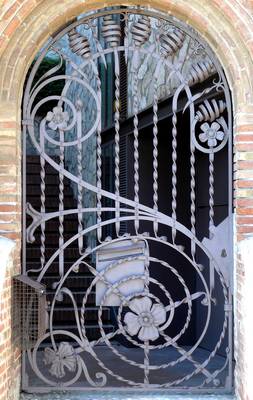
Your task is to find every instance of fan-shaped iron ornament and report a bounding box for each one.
[22,6,233,393]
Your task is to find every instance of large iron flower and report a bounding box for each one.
[124,296,166,341]
[46,106,69,131]
[199,121,224,147]
[44,342,77,378]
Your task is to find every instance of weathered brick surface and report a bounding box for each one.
[0,238,20,400]
[236,239,253,400]
[0,0,253,399]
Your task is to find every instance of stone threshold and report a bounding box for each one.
[21,391,235,400]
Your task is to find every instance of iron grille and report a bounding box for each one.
[13,275,47,350]
[21,6,233,392]
[119,134,128,235]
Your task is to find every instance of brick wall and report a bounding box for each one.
[0,237,20,400]
[236,239,253,400]
[0,1,253,399]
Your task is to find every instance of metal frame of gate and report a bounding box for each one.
[21,6,233,393]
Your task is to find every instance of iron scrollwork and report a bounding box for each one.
[22,6,233,392]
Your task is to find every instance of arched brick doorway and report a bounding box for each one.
[19,5,234,394]
[0,1,253,399]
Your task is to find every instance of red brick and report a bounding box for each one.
[235,143,253,151]
[235,198,253,207]
[2,3,20,21]
[237,161,253,169]
[235,180,253,188]
[235,125,253,133]
[2,231,20,240]
[3,16,20,37]
[237,225,253,233]
[237,216,253,224]
[0,204,18,213]
[235,134,253,142]
[17,1,35,20]
[0,121,18,129]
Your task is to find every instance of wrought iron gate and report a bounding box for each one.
[21,6,233,393]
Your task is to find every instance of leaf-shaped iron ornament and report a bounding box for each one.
[159,28,185,57]
[187,60,216,86]
[68,28,91,58]
[195,99,226,122]
[102,15,121,47]
[131,15,151,47]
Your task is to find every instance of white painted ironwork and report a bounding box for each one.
[160,28,185,58]
[68,28,91,59]
[96,239,148,306]
[22,6,233,393]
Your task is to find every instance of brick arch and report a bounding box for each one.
[0,1,252,236]
[0,1,253,400]
[0,0,253,110]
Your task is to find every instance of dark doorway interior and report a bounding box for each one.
[101,83,229,351]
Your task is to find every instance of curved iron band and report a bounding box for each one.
[35,243,228,388]
[46,233,228,364]
[34,213,229,287]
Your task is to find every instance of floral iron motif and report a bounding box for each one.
[44,342,77,378]
[46,107,69,131]
[124,296,166,341]
[199,121,224,148]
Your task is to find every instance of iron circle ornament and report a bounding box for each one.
[41,232,229,388]
[27,76,100,148]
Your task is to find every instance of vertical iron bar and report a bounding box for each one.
[114,48,121,237]
[133,53,140,235]
[209,151,215,294]
[58,129,64,278]
[171,106,178,244]
[144,342,150,385]
[22,122,27,275]
[39,127,46,271]
[190,140,196,259]
[226,86,233,389]
[77,101,83,253]
[153,75,159,237]
[93,62,103,243]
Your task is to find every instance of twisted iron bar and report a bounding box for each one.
[58,130,64,278]
[96,103,102,242]
[76,100,84,253]
[114,56,121,236]
[133,70,140,235]
[40,134,46,270]
[153,76,159,237]
[209,152,215,238]
[68,26,104,243]
[101,15,121,236]
[144,342,150,385]
[190,141,196,259]
[171,110,178,244]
